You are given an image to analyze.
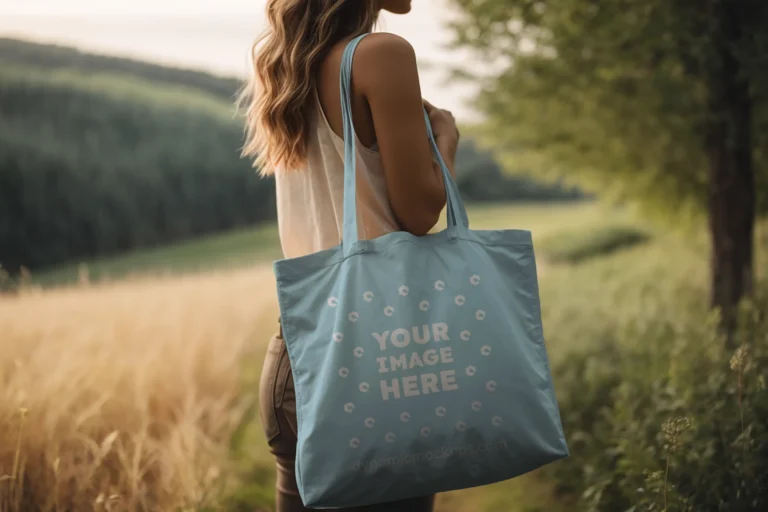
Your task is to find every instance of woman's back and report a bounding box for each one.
[247,30,460,258]
[276,33,444,258]
[276,38,400,257]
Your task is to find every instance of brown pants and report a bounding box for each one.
[259,329,436,512]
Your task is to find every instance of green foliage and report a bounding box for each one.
[534,224,768,510]
[549,285,768,511]
[448,0,768,218]
[0,60,275,272]
[539,224,651,264]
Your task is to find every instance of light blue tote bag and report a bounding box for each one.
[274,34,568,509]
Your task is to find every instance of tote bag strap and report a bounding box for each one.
[340,34,469,256]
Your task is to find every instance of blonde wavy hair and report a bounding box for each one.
[240,0,379,175]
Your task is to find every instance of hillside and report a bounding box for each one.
[0,37,242,101]
[0,40,275,273]
[0,38,582,275]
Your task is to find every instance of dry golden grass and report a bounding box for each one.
[2,201,600,512]
[0,265,278,512]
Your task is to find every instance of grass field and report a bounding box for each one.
[2,201,740,512]
[32,202,617,288]
[32,224,282,288]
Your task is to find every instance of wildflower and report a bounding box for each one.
[662,416,692,452]
[729,345,750,372]
[644,469,663,484]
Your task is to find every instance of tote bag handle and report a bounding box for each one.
[340,34,469,257]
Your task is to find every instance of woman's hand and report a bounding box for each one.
[423,99,459,176]
[423,99,460,143]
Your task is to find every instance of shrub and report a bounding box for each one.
[539,225,651,264]
[549,284,768,511]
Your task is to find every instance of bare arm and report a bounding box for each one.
[355,34,459,236]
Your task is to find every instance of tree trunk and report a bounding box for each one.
[706,0,756,342]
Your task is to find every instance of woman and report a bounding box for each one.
[241,1,460,510]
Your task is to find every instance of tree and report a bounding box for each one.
[448,0,768,335]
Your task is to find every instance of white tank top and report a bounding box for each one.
[275,92,399,259]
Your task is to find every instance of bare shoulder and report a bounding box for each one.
[354,33,419,92]
[357,32,415,59]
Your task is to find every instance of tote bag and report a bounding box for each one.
[274,34,568,509]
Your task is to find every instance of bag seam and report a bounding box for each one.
[529,250,570,454]
[274,292,307,495]
[276,233,533,280]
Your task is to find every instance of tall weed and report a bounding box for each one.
[551,284,768,511]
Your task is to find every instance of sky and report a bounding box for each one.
[0,0,479,119]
